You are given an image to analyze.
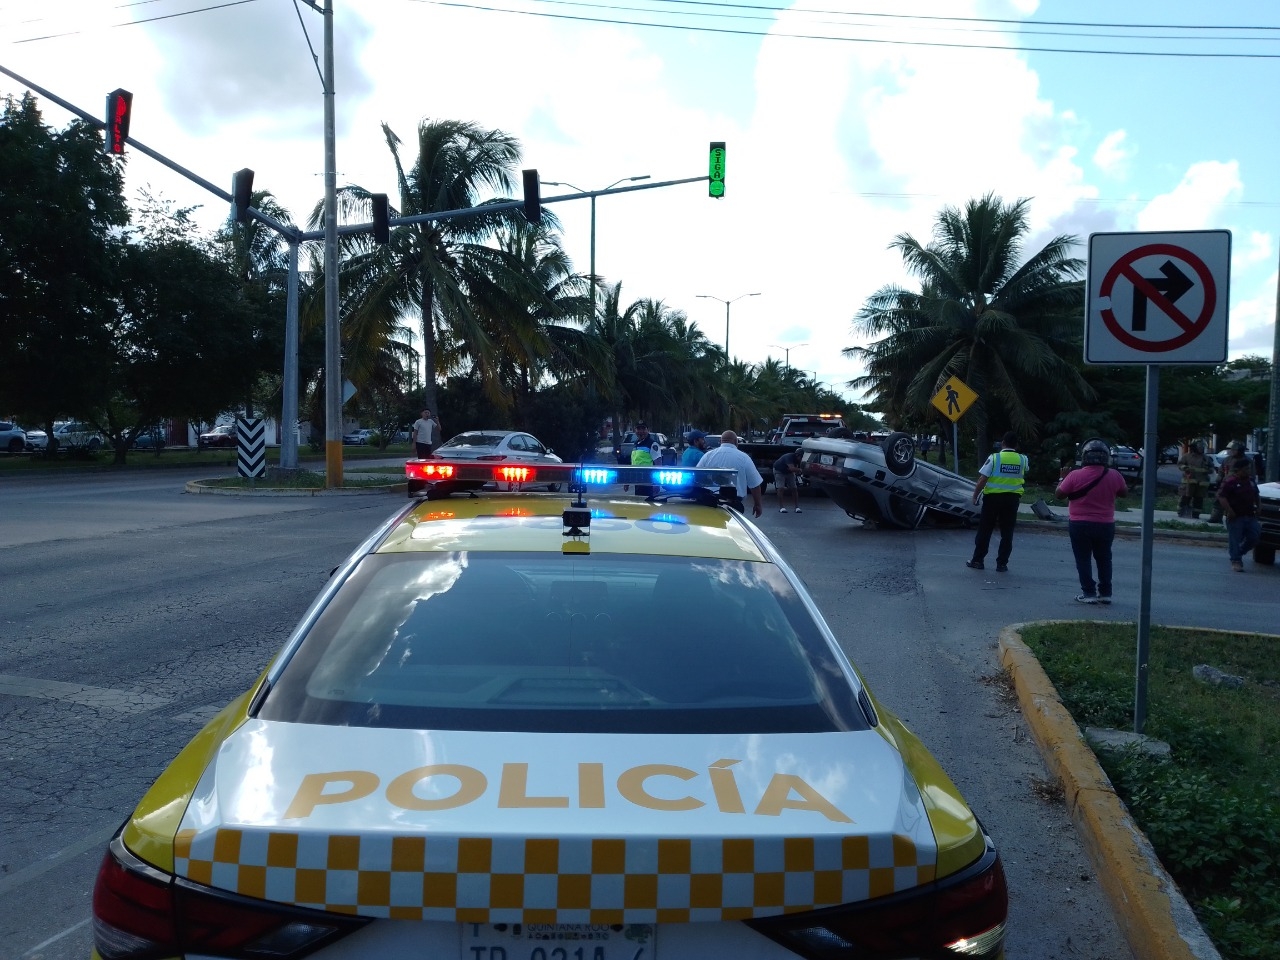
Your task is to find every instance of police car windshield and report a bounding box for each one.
[258,552,865,734]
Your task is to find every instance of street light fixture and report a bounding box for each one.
[697,292,761,357]
[541,175,650,316]
[770,342,807,367]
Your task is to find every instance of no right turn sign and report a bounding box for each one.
[1085,230,1230,365]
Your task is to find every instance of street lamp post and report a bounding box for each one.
[770,342,807,367]
[541,175,650,316]
[697,292,761,357]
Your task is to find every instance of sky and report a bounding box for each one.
[3,0,1280,407]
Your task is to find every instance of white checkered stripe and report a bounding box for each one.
[173,829,937,922]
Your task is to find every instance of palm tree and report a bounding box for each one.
[313,118,541,414]
[846,193,1090,455]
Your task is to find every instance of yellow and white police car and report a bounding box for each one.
[91,462,1006,960]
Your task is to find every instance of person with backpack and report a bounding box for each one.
[1056,438,1129,604]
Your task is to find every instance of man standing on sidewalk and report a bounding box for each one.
[967,431,1028,573]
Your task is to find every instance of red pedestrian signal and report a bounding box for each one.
[105,89,132,155]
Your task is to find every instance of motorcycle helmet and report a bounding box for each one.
[1080,437,1111,467]
[1190,440,1204,454]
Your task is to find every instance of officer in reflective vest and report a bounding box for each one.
[966,431,1028,573]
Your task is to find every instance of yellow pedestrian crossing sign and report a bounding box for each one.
[931,376,978,423]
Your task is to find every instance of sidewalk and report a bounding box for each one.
[1018,499,1225,538]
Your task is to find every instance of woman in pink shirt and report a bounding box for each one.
[1055,439,1129,604]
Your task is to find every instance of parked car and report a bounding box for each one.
[128,426,166,450]
[197,423,238,449]
[0,421,27,453]
[53,420,105,451]
[799,431,981,529]
[391,429,411,444]
[1109,445,1143,477]
[343,428,377,445]
[24,427,48,450]
[1157,444,1180,464]
[1255,480,1280,565]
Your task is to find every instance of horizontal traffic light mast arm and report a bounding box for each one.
[0,62,298,241]
[299,174,711,243]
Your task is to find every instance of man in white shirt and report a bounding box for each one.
[696,430,764,517]
[411,409,440,459]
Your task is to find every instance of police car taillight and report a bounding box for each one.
[93,833,365,958]
[750,841,1006,959]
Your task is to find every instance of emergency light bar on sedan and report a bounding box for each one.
[404,459,738,490]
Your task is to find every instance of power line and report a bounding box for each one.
[416,0,1280,58]
[5,0,260,44]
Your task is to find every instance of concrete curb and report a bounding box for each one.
[998,623,1222,960]
[185,479,406,496]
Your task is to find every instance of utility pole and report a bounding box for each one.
[322,0,341,487]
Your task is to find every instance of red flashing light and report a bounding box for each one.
[406,462,455,481]
[498,466,533,483]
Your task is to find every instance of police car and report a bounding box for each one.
[91,462,1007,960]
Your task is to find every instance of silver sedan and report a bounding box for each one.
[430,430,563,490]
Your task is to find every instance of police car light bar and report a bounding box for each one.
[405,459,738,490]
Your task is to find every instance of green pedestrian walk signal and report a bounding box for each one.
[709,141,726,198]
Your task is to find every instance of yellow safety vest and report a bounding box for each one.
[984,450,1026,495]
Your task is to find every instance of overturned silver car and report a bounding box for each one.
[799,432,981,529]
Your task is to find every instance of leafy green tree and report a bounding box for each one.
[109,223,268,462]
[0,93,128,442]
[314,119,546,419]
[847,193,1091,454]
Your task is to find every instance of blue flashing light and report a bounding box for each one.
[577,468,617,485]
[653,469,691,486]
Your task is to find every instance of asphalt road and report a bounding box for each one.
[1,466,1273,959]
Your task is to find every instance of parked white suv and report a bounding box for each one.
[53,421,105,451]
[0,421,27,453]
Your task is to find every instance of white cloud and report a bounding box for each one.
[1136,161,1243,232]
[1093,130,1130,177]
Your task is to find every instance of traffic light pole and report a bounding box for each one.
[2,60,718,476]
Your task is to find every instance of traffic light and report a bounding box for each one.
[104,89,132,155]
[522,169,541,223]
[231,168,254,224]
[708,142,725,198]
[371,193,390,244]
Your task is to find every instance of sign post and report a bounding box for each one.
[1085,229,1231,734]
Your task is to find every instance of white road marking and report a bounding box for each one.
[20,917,92,958]
[0,826,117,896]
[0,673,169,714]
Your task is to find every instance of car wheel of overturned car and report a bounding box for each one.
[1254,544,1276,565]
[882,431,915,477]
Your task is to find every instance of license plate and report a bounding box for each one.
[459,922,656,959]
[820,454,834,465]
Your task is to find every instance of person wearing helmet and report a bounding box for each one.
[1176,440,1212,519]
[966,431,1028,573]
[1057,438,1129,604]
